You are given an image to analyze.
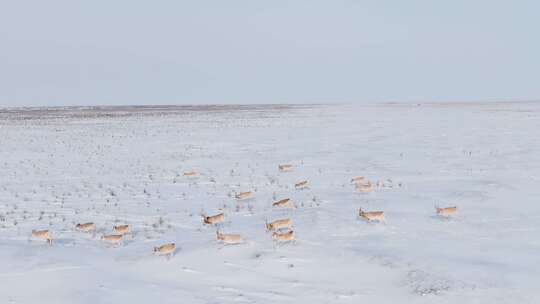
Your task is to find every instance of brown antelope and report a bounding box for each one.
[355,181,374,193]
[358,208,385,222]
[266,218,293,231]
[436,206,458,217]
[295,180,309,190]
[272,230,295,242]
[235,191,253,200]
[75,222,96,232]
[203,213,225,225]
[113,224,130,235]
[101,234,123,245]
[32,229,52,244]
[216,231,243,244]
[278,164,294,172]
[183,171,198,177]
[154,243,176,257]
[351,176,366,183]
[272,198,294,208]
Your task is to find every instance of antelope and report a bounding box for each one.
[31,229,52,244]
[203,213,225,225]
[295,180,309,190]
[101,234,123,245]
[358,208,385,222]
[183,171,198,177]
[75,222,96,232]
[154,243,176,257]
[351,176,365,183]
[272,198,294,208]
[278,164,293,172]
[436,206,458,217]
[216,231,243,244]
[355,181,374,193]
[235,191,253,200]
[266,218,293,231]
[113,224,130,235]
[272,230,295,242]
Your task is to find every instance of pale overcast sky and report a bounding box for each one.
[1,1,539,106]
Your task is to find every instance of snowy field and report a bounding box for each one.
[0,103,539,304]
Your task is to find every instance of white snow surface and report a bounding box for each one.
[0,103,539,303]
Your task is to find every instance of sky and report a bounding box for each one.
[1,1,539,106]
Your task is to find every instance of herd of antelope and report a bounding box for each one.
[28,166,458,258]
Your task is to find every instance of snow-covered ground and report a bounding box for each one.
[0,103,539,303]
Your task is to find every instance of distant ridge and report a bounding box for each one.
[0,104,322,121]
